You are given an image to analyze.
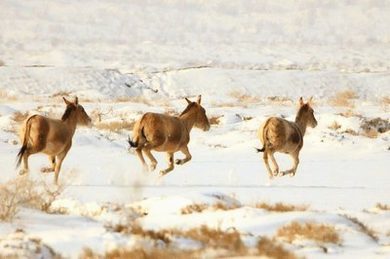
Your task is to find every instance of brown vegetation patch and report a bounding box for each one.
[12,111,29,122]
[95,120,135,133]
[51,91,72,98]
[181,202,241,215]
[257,237,297,259]
[81,247,198,259]
[229,90,261,104]
[376,203,390,211]
[329,89,358,108]
[381,96,390,111]
[277,221,341,244]
[255,202,308,212]
[0,178,64,221]
[209,116,221,125]
[0,90,18,101]
[360,117,390,137]
[328,121,341,131]
[342,214,378,242]
[342,129,359,136]
[267,96,293,105]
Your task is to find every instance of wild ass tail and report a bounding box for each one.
[128,126,146,148]
[16,115,35,168]
[255,146,265,153]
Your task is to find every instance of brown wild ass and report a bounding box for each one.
[257,97,317,178]
[16,97,92,184]
[128,95,210,175]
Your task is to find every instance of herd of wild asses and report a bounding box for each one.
[16,96,317,184]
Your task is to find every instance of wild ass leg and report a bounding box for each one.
[262,151,273,179]
[268,151,280,177]
[143,147,158,171]
[135,147,148,172]
[19,152,30,175]
[41,156,56,173]
[175,146,192,165]
[54,144,71,185]
[282,152,299,177]
[160,152,174,175]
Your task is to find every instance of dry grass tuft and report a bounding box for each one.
[81,247,198,259]
[51,91,71,98]
[109,223,246,255]
[376,203,390,211]
[0,178,64,221]
[328,121,341,131]
[257,237,297,259]
[277,221,341,244]
[255,202,308,212]
[329,89,358,107]
[342,215,378,242]
[12,111,29,123]
[182,225,246,252]
[181,202,240,215]
[209,116,221,125]
[267,96,292,105]
[181,203,209,214]
[95,120,135,133]
[360,117,390,138]
[0,90,18,101]
[229,90,261,104]
[342,129,359,136]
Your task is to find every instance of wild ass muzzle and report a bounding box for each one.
[257,97,317,178]
[16,97,92,184]
[128,95,210,175]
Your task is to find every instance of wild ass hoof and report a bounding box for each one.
[18,169,28,175]
[272,170,279,177]
[175,159,184,165]
[149,164,157,172]
[41,167,54,173]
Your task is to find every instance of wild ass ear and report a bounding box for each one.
[197,95,202,104]
[63,97,72,105]
[308,96,314,106]
[299,97,304,106]
[185,97,192,104]
[74,96,79,105]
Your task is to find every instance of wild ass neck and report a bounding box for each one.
[179,109,198,133]
[61,110,78,136]
[294,114,308,136]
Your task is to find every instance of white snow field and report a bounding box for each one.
[0,0,389,258]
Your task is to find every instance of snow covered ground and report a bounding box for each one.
[0,0,389,258]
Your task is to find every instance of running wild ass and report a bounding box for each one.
[257,97,317,178]
[129,95,210,175]
[16,97,92,184]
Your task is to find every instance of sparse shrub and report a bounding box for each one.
[209,116,221,125]
[342,129,359,136]
[360,117,390,138]
[95,120,135,133]
[81,247,198,259]
[255,202,308,212]
[181,203,209,214]
[342,215,378,242]
[0,229,60,258]
[181,202,240,215]
[51,91,71,98]
[277,221,341,244]
[328,121,341,131]
[329,89,358,107]
[229,90,261,104]
[376,203,390,211]
[257,237,297,259]
[12,111,29,123]
[0,177,64,221]
[267,96,292,105]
